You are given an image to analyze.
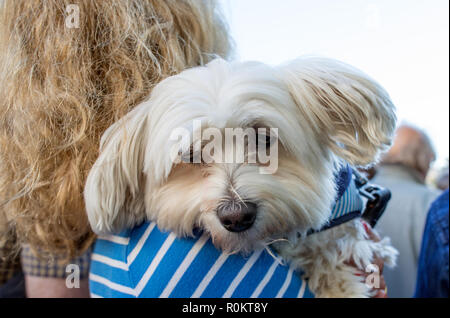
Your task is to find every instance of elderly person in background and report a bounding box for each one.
[435,164,449,190]
[372,124,441,298]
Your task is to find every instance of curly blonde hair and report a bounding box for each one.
[0,0,231,259]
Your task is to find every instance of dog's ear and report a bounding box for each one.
[84,104,150,235]
[278,57,396,166]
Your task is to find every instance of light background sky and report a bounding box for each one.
[219,0,449,168]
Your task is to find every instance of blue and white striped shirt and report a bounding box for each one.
[89,166,363,298]
[89,221,314,298]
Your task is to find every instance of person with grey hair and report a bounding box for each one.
[372,124,441,298]
[435,163,449,191]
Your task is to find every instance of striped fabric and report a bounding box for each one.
[89,222,314,298]
[89,167,363,298]
[329,176,364,220]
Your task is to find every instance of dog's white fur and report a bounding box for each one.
[84,57,398,297]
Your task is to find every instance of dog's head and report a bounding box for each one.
[84,57,396,253]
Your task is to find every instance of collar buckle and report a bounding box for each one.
[353,169,391,228]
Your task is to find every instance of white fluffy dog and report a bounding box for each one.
[84,57,398,297]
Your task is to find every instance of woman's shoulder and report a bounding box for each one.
[90,221,314,298]
[89,225,135,297]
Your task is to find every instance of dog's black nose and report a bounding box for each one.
[217,202,257,232]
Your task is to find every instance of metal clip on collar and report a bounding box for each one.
[353,169,391,228]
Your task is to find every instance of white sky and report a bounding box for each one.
[219,0,449,168]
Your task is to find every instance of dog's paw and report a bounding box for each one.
[374,237,398,268]
[308,266,373,298]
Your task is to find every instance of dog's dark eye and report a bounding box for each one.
[180,145,197,163]
[187,145,204,164]
[257,134,272,149]
[265,135,272,147]
[190,150,200,163]
[253,125,277,151]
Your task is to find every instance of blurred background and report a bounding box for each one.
[220,0,449,176]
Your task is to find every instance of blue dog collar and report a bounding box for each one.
[306,164,364,236]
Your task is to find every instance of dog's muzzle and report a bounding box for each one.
[217,202,257,233]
